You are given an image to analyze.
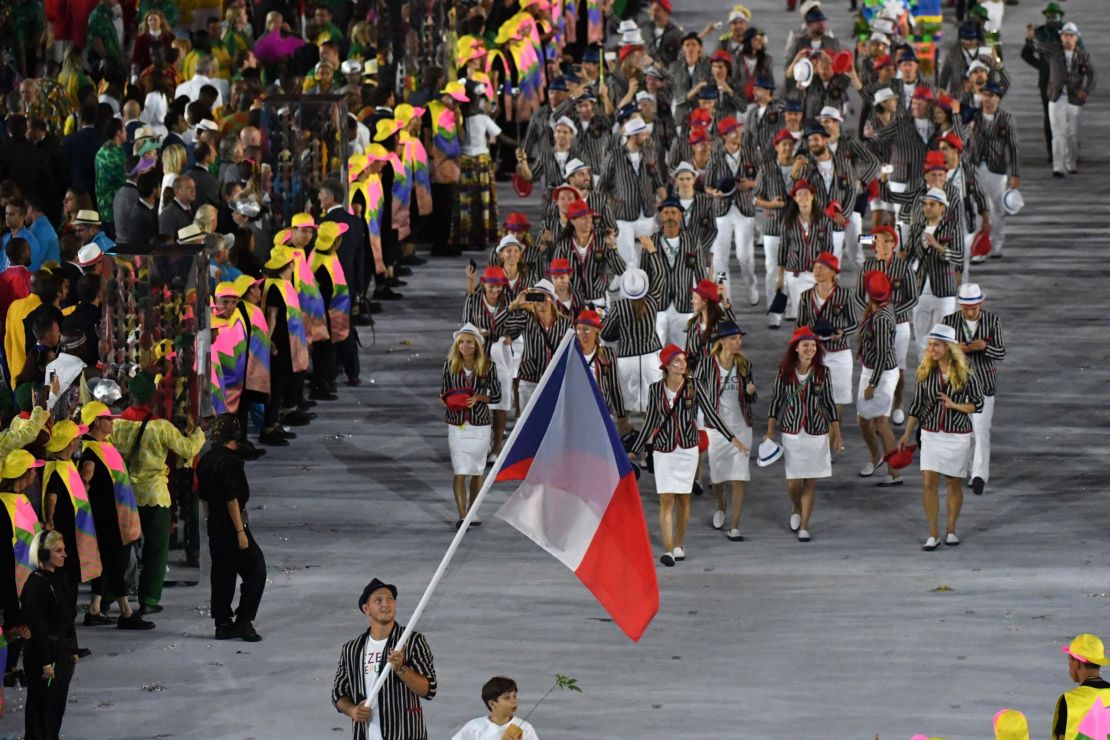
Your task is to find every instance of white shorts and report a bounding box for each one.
[782,430,831,480]
[894,322,911,370]
[706,425,751,483]
[919,430,972,479]
[617,353,662,414]
[652,444,699,493]
[855,366,900,420]
[448,423,490,476]
[823,349,854,406]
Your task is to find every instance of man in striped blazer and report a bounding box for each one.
[741,78,784,161]
[966,82,1020,259]
[869,86,936,247]
[641,197,709,348]
[332,579,437,740]
[705,115,760,306]
[906,188,963,356]
[942,283,1005,495]
[598,117,667,270]
[799,123,860,264]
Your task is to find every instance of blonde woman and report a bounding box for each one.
[160,144,188,212]
[194,204,219,234]
[441,323,502,529]
[348,21,374,60]
[695,321,755,541]
[898,324,984,551]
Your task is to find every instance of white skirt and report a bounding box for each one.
[824,349,854,405]
[706,425,751,483]
[653,445,699,493]
[782,430,831,480]
[617,353,662,414]
[488,341,515,412]
[448,423,491,476]
[508,336,524,378]
[517,380,538,414]
[856,365,900,420]
[894,321,911,370]
[920,430,972,478]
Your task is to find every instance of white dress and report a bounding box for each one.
[780,371,832,480]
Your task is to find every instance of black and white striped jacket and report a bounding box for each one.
[675,192,718,255]
[461,292,509,349]
[908,366,984,434]
[503,311,573,383]
[743,101,786,161]
[905,217,963,298]
[628,378,734,454]
[799,153,860,231]
[527,144,586,194]
[778,214,835,273]
[753,155,795,237]
[570,115,614,173]
[854,255,918,324]
[601,296,663,357]
[857,302,897,386]
[941,309,1005,396]
[669,57,713,119]
[541,189,618,238]
[440,362,502,426]
[704,144,758,218]
[684,305,737,373]
[797,284,857,353]
[871,110,935,184]
[967,108,1021,178]
[598,147,666,222]
[642,231,709,313]
[581,344,626,418]
[829,133,882,185]
[331,624,437,740]
[696,354,756,428]
[767,364,839,435]
[801,74,852,121]
[551,228,626,302]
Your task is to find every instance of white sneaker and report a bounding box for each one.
[727,528,743,541]
[768,314,782,329]
[712,510,725,529]
[946,532,960,546]
[891,408,905,425]
[922,536,939,551]
[748,283,759,306]
[797,528,811,542]
[673,546,686,561]
[660,551,675,567]
[879,474,903,487]
[789,513,801,532]
[859,461,877,477]
[971,255,988,264]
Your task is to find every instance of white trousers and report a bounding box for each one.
[1049,98,1081,174]
[889,181,910,248]
[970,393,995,483]
[763,235,781,310]
[842,212,864,268]
[617,353,662,414]
[616,215,657,269]
[831,230,845,264]
[656,304,693,349]
[894,321,911,370]
[976,163,1007,256]
[711,206,756,303]
[913,288,956,355]
[783,271,815,321]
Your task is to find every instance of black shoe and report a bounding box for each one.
[138,604,163,615]
[215,623,236,640]
[1053,171,1065,178]
[309,391,338,401]
[283,410,315,426]
[279,427,298,439]
[235,443,267,460]
[76,647,92,658]
[395,266,413,277]
[83,611,115,626]
[346,377,363,387]
[117,613,156,630]
[456,519,465,530]
[4,670,26,688]
[235,620,262,642]
[401,254,426,266]
[691,481,704,497]
[971,477,985,495]
[373,287,404,300]
[367,302,383,314]
[259,429,290,446]
[300,399,317,409]
[386,277,407,287]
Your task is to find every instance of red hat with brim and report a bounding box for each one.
[576,309,602,328]
[442,389,472,411]
[924,151,947,172]
[790,326,819,345]
[864,270,892,303]
[655,0,672,13]
[689,109,713,127]
[619,45,642,63]
[790,179,815,197]
[872,224,899,247]
[692,278,721,303]
[659,343,685,370]
[773,128,795,147]
[939,131,964,153]
[875,54,894,70]
[566,199,595,220]
[711,50,732,69]
[504,212,531,231]
[912,85,934,102]
[512,173,533,198]
[883,445,917,470]
[832,51,854,74]
[481,266,509,284]
[688,128,709,146]
[814,251,840,273]
[717,116,741,135]
[551,184,581,202]
[548,258,573,274]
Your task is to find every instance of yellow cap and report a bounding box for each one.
[393,103,424,126]
[290,213,318,229]
[215,281,239,299]
[366,143,389,162]
[373,117,404,142]
[1063,633,1109,666]
[1,449,44,479]
[440,80,470,102]
[45,420,89,453]
[264,245,296,271]
[993,709,1029,740]
[315,221,348,252]
[80,401,115,427]
[232,274,260,297]
[348,153,370,182]
[273,228,294,247]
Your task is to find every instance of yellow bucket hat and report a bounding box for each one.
[80,401,116,427]
[393,103,425,126]
[45,420,89,453]
[232,274,261,297]
[373,117,404,142]
[993,709,1029,740]
[264,245,296,271]
[315,221,349,252]
[1063,633,1109,665]
[1,450,44,479]
[273,228,294,248]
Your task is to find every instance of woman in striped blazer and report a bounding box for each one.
[461,265,511,457]
[503,280,572,413]
[575,310,626,430]
[601,268,662,416]
[548,258,585,319]
[765,327,842,543]
[696,321,756,541]
[855,270,902,487]
[684,278,734,375]
[898,323,984,551]
[797,251,857,417]
[441,324,501,528]
[754,129,797,327]
[627,345,746,567]
[776,180,835,325]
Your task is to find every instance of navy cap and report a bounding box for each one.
[805,123,829,138]
[959,21,983,40]
[805,7,828,22]
[359,578,398,607]
[681,31,702,45]
[784,99,803,113]
[616,103,636,122]
[714,176,737,196]
[658,196,685,213]
[698,84,720,100]
[982,81,1004,96]
[897,49,918,63]
[755,76,776,90]
[716,320,746,338]
[548,76,568,91]
[582,46,601,63]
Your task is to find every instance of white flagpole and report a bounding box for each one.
[365,329,578,709]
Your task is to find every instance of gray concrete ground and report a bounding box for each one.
[3,2,1108,739]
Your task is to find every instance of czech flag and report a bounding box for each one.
[493,331,658,642]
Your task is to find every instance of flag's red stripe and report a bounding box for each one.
[494,456,534,483]
[573,472,659,642]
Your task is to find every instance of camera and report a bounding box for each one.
[858,234,876,247]
[880,164,894,175]
[525,292,547,303]
[715,271,728,284]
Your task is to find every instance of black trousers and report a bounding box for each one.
[264,357,292,429]
[90,539,129,602]
[1039,92,1053,158]
[25,657,74,740]
[209,528,266,626]
[336,332,360,381]
[311,340,337,393]
[430,183,455,253]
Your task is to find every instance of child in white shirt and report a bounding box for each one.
[451,676,539,740]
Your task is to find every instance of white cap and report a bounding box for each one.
[177,223,206,242]
[340,59,362,75]
[453,322,484,340]
[957,283,984,305]
[757,438,783,466]
[623,117,649,136]
[871,18,895,36]
[817,106,843,122]
[869,32,890,45]
[1061,22,1079,35]
[621,29,644,46]
[77,243,103,267]
[966,60,990,75]
[635,91,657,104]
[874,87,897,105]
[564,158,590,177]
[927,323,958,344]
[924,187,949,207]
[672,161,697,177]
[531,279,557,298]
[550,115,578,134]
[196,119,219,132]
[617,19,638,33]
[619,268,650,300]
[869,199,894,213]
[496,235,524,253]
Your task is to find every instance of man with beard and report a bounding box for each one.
[1021,2,1069,161]
[642,197,708,349]
[799,124,859,265]
[599,118,667,270]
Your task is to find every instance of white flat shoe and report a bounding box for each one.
[673,546,686,561]
[859,461,877,477]
[660,551,675,567]
[946,533,960,546]
[789,513,801,532]
[891,409,905,425]
[797,529,811,542]
[726,528,743,541]
[922,536,939,551]
[748,284,759,306]
[712,510,725,530]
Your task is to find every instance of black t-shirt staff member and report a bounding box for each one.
[332,579,437,740]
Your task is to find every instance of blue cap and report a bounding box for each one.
[714,176,736,195]
[897,49,918,63]
[548,76,568,91]
[658,196,685,213]
[982,81,1004,96]
[616,103,636,122]
[805,7,827,22]
[805,123,829,138]
[698,84,720,100]
[784,99,803,113]
[755,76,776,90]
[959,21,983,40]
[716,320,746,338]
[582,47,601,63]
[564,70,581,84]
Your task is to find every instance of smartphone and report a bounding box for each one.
[881,164,894,175]
[468,259,477,271]
[525,292,546,303]
[604,51,617,63]
[858,234,876,247]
